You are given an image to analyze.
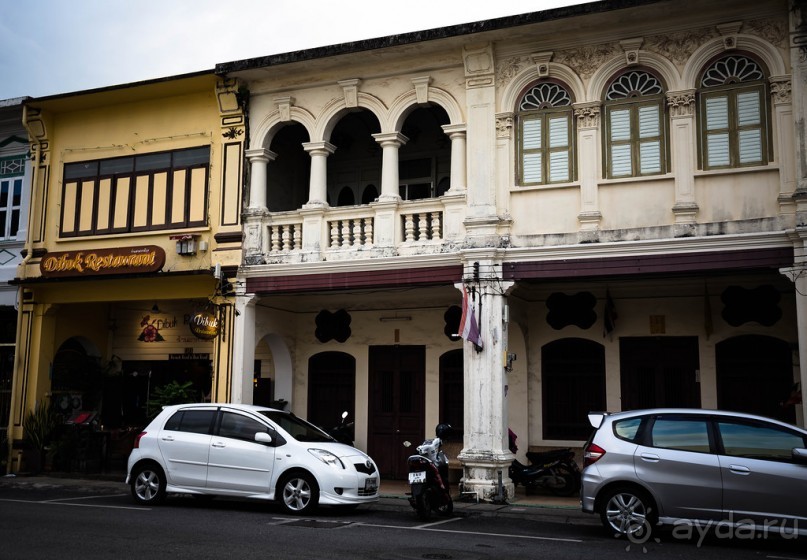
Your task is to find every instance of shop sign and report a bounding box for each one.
[190,308,219,340]
[40,245,166,278]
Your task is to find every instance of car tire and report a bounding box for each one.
[599,486,656,538]
[278,471,320,515]
[131,463,167,505]
[415,490,432,521]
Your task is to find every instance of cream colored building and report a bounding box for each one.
[6,73,246,473]
[218,0,806,500]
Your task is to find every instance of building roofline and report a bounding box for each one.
[215,0,663,75]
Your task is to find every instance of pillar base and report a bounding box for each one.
[457,450,514,503]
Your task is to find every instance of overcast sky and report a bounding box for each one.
[0,0,587,100]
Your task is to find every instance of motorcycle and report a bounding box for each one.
[508,447,581,496]
[327,411,354,446]
[405,423,453,521]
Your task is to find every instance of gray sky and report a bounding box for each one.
[0,0,586,100]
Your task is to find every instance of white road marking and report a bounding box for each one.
[44,493,128,502]
[0,497,148,511]
[413,516,463,529]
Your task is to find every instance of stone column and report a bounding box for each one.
[456,252,516,502]
[303,141,336,208]
[573,102,602,239]
[442,124,467,193]
[373,132,407,202]
[245,148,276,210]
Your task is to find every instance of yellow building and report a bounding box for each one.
[6,72,245,474]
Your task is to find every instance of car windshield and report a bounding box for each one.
[258,411,334,442]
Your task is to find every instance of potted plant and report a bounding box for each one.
[147,380,197,419]
[22,402,61,473]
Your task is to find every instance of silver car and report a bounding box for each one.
[126,403,379,515]
[581,408,807,538]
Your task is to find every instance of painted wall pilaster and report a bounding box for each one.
[770,76,797,219]
[666,90,699,234]
[573,102,602,237]
[790,1,807,221]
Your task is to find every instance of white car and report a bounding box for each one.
[126,403,379,514]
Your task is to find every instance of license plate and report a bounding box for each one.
[364,477,378,493]
[408,471,426,484]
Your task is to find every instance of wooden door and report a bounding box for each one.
[368,346,425,479]
[620,337,701,411]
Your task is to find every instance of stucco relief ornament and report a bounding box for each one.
[555,43,618,79]
[666,91,696,117]
[745,18,788,49]
[644,28,717,67]
[497,57,527,88]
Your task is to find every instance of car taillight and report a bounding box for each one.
[583,443,605,467]
[133,432,147,449]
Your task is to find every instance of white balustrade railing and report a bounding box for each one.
[401,208,443,242]
[327,215,374,249]
[266,221,303,253]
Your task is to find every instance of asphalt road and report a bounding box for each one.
[0,478,804,560]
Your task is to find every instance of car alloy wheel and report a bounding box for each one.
[131,463,166,505]
[279,472,320,515]
[601,486,655,537]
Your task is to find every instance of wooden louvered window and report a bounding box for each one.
[603,70,667,178]
[517,82,575,185]
[698,56,769,170]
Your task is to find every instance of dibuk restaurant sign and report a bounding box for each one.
[40,245,166,278]
[189,307,219,340]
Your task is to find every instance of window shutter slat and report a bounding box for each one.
[549,151,569,182]
[707,133,730,167]
[738,129,762,164]
[705,96,729,131]
[639,141,661,173]
[737,91,760,126]
[522,118,542,149]
[611,144,632,177]
[548,116,568,148]
[610,109,630,141]
[522,152,542,183]
[638,105,659,138]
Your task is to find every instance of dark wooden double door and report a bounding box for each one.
[620,337,701,410]
[367,346,425,479]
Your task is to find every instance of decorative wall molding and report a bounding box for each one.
[666,89,696,117]
[495,113,514,139]
[769,76,792,104]
[573,102,600,129]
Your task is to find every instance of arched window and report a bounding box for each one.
[603,70,667,178]
[698,55,769,169]
[517,82,575,185]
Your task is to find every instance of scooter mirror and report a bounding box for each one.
[341,411,349,420]
[403,440,411,448]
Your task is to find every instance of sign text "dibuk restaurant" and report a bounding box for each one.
[40,246,166,277]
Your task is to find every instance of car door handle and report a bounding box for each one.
[161,435,174,442]
[211,441,226,448]
[640,453,660,462]
[729,464,751,475]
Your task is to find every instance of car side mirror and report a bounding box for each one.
[255,432,273,444]
[792,448,807,464]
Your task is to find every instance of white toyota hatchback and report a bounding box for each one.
[126,403,379,514]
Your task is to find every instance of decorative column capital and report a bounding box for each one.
[372,132,408,148]
[245,147,278,163]
[302,141,337,156]
[769,76,792,104]
[495,113,514,139]
[573,102,600,129]
[441,123,467,138]
[666,89,696,117]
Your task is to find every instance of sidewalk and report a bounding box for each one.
[0,472,594,525]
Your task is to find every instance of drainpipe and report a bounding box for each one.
[20,103,41,267]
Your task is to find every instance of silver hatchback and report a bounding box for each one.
[581,408,807,539]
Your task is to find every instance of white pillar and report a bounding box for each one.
[442,124,467,193]
[232,293,257,404]
[245,148,276,210]
[303,141,335,207]
[372,132,407,202]
[456,252,515,502]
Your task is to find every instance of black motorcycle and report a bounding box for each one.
[509,448,581,496]
[327,411,354,445]
[406,423,453,521]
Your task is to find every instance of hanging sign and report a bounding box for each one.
[189,308,220,340]
[40,245,166,278]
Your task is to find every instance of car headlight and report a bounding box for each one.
[309,448,345,469]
